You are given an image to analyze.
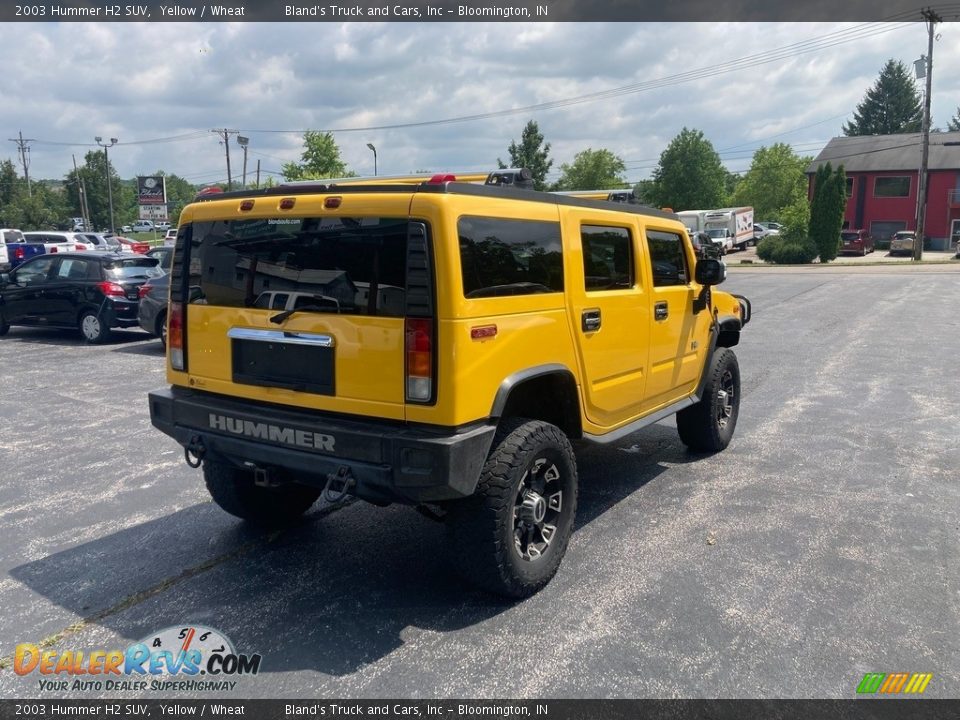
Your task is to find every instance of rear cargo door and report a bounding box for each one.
[180,197,418,420]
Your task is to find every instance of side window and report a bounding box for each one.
[581,225,634,291]
[57,258,90,280]
[13,257,55,284]
[458,216,564,298]
[646,230,689,287]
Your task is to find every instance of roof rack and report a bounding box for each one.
[284,168,534,189]
[553,189,639,203]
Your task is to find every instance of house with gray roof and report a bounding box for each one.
[806,131,960,250]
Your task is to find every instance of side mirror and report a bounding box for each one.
[695,257,726,286]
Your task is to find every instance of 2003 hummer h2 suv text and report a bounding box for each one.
[148,170,751,597]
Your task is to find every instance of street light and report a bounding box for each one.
[366,142,377,176]
[95,136,118,232]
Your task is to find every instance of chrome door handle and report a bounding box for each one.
[654,301,668,321]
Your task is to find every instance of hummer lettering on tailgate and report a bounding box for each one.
[208,414,335,452]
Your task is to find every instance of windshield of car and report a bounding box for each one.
[103,258,163,279]
[706,229,726,238]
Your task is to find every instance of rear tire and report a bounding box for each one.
[0,319,8,336]
[79,310,110,344]
[156,310,167,348]
[203,460,321,528]
[677,348,741,452]
[446,418,578,598]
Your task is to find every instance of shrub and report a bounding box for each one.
[756,236,818,264]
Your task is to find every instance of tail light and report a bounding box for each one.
[169,301,185,370]
[97,281,127,298]
[429,174,456,184]
[14,248,24,260]
[138,285,151,299]
[49,247,58,253]
[405,318,433,402]
[75,244,87,250]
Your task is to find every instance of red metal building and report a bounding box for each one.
[807,132,960,250]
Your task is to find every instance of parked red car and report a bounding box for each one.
[115,236,150,254]
[839,229,875,256]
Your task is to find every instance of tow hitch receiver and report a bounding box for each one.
[245,462,282,488]
[323,465,356,503]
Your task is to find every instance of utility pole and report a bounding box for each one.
[256,159,261,189]
[211,128,239,190]
[8,131,33,197]
[913,7,940,261]
[237,135,249,188]
[95,136,118,233]
[72,154,91,231]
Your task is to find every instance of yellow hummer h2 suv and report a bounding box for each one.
[148,169,750,597]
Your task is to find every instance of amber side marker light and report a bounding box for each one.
[239,200,255,211]
[470,325,498,340]
[324,197,342,209]
[279,197,296,210]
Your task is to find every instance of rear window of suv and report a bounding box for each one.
[188,217,412,317]
[104,258,163,279]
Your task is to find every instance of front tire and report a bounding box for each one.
[203,460,321,528]
[446,419,578,598]
[677,348,741,452]
[79,310,110,344]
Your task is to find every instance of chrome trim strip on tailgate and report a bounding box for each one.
[227,327,335,348]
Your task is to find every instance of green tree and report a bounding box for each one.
[0,159,23,224]
[553,148,626,191]
[4,182,69,230]
[843,59,922,136]
[731,143,812,220]
[497,120,553,190]
[947,106,960,132]
[648,128,726,210]
[282,131,352,180]
[808,162,847,262]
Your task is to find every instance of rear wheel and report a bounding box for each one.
[79,310,110,344]
[677,348,741,452]
[203,460,321,527]
[446,418,578,598]
[0,319,9,336]
[156,310,167,348]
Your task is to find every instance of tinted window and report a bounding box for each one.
[103,258,163,279]
[581,225,633,291]
[56,258,95,280]
[458,216,563,298]
[646,230,689,287]
[2,230,24,243]
[190,217,411,317]
[13,256,55,283]
[874,177,910,197]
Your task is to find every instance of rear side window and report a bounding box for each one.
[188,217,412,317]
[581,225,634,291]
[3,230,24,243]
[458,216,563,298]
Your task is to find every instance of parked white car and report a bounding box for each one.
[22,231,92,253]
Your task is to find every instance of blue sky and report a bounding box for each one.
[2,21,957,185]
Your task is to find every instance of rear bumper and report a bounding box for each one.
[148,387,496,505]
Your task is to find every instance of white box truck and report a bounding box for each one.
[703,207,754,253]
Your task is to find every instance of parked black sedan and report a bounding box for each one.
[0,252,163,343]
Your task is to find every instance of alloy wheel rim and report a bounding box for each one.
[513,456,563,562]
[716,370,735,428]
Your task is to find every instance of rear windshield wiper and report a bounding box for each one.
[270,304,339,324]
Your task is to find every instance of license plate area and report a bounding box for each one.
[229,328,334,396]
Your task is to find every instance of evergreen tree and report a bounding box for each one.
[497,120,553,190]
[808,162,846,262]
[948,107,960,132]
[648,128,726,210]
[843,59,922,136]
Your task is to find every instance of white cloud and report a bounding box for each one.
[0,20,955,186]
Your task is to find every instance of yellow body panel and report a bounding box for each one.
[170,185,741,435]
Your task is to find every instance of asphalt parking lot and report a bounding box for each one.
[0,266,958,700]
